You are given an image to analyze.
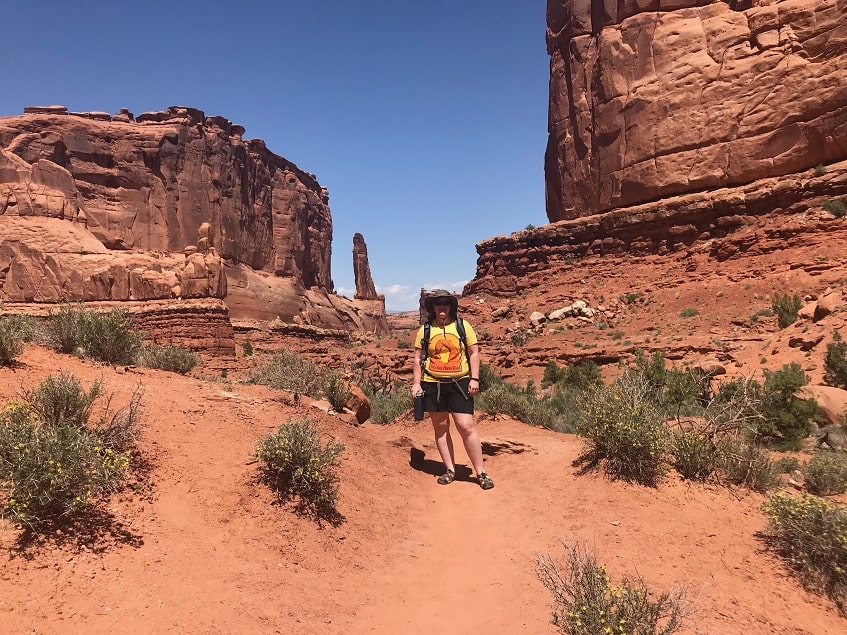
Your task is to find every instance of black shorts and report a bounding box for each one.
[421,378,474,414]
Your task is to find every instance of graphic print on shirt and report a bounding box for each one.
[428,332,462,375]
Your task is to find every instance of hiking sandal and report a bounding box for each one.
[478,472,494,490]
[437,469,455,485]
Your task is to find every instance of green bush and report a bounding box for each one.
[760,363,823,450]
[478,363,503,392]
[823,198,847,218]
[242,341,254,356]
[322,372,352,412]
[670,428,716,481]
[542,360,602,390]
[824,331,847,389]
[255,417,344,523]
[679,307,699,318]
[715,435,778,492]
[536,541,685,635]
[367,388,410,424]
[574,372,668,486]
[0,374,140,528]
[774,456,801,474]
[772,293,803,329]
[803,452,847,496]
[21,372,102,428]
[761,492,847,614]
[0,315,33,365]
[136,344,198,375]
[45,304,142,364]
[250,349,323,396]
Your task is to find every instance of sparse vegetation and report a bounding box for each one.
[250,349,323,396]
[242,341,254,356]
[0,315,34,365]
[772,293,803,329]
[136,344,198,375]
[814,163,827,177]
[761,492,847,614]
[0,373,141,528]
[824,331,847,389]
[536,540,686,635]
[823,198,847,218]
[44,304,142,364]
[802,452,847,496]
[255,417,344,524]
[679,307,699,318]
[573,372,668,486]
[322,372,352,412]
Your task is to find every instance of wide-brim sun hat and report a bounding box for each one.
[424,289,459,313]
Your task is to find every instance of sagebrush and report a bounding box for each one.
[761,492,847,614]
[255,417,344,524]
[537,540,686,635]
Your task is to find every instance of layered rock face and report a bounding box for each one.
[545,0,847,220]
[0,106,387,334]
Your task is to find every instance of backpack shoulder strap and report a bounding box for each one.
[420,322,432,365]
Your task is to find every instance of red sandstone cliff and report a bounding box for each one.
[0,106,386,334]
[545,0,846,220]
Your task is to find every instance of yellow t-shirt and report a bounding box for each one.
[414,319,478,379]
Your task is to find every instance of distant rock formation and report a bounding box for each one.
[0,105,387,334]
[352,233,379,300]
[545,0,847,221]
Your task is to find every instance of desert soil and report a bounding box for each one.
[1,345,846,634]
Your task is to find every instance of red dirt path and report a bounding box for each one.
[1,345,845,634]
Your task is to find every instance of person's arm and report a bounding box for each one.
[412,347,423,397]
[467,343,480,396]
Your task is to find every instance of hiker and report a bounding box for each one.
[411,289,494,490]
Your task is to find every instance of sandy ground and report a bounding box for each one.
[1,345,846,634]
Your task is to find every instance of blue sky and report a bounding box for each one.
[2,1,549,311]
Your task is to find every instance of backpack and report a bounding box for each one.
[420,316,469,376]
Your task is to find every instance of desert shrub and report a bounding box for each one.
[574,372,668,486]
[814,163,827,176]
[542,360,566,388]
[242,341,254,356]
[803,452,847,496]
[542,360,602,391]
[824,331,847,389]
[322,372,352,412]
[536,540,686,635]
[511,331,533,347]
[772,293,802,329]
[136,344,198,375]
[759,363,823,450]
[21,372,102,428]
[368,388,410,424]
[632,350,704,419]
[761,492,847,614]
[679,307,699,318]
[715,435,778,492]
[670,428,716,481]
[478,363,503,391]
[774,456,801,474]
[823,198,847,218]
[250,349,322,396]
[44,304,141,364]
[255,417,343,523]
[0,315,33,365]
[0,375,140,528]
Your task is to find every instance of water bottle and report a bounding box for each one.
[413,391,425,421]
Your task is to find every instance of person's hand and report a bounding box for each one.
[468,378,479,396]
[412,383,422,398]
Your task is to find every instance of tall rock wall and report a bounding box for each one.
[545,0,847,221]
[0,106,388,334]
[0,106,331,286]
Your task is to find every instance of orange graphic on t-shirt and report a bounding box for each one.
[428,333,462,374]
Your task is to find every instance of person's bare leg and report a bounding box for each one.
[451,412,485,476]
[431,411,455,472]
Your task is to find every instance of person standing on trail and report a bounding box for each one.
[411,289,494,490]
